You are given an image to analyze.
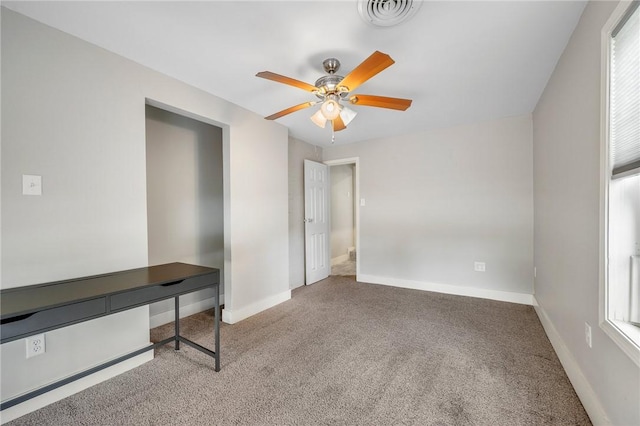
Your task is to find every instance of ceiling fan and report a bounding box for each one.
[256,51,412,138]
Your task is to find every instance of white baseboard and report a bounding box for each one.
[0,350,153,425]
[222,290,291,324]
[149,295,225,329]
[358,274,534,305]
[533,300,610,425]
[331,254,350,266]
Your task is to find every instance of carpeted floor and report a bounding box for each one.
[7,276,590,425]
[331,259,356,276]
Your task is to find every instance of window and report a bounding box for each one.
[601,0,640,366]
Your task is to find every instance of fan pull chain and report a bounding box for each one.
[331,127,336,144]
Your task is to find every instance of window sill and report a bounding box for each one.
[601,319,640,367]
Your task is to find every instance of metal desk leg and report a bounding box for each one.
[214,282,220,371]
[174,296,180,350]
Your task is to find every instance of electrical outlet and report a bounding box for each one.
[474,262,486,272]
[26,334,46,358]
[584,323,592,348]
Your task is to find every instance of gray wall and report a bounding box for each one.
[532,1,639,424]
[323,114,534,298]
[1,8,152,408]
[145,105,223,319]
[288,137,322,288]
[1,7,289,413]
[330,164,354,260]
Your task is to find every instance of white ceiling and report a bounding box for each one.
[3,1,586,147]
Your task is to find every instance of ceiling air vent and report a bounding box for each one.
[357,0,422,27]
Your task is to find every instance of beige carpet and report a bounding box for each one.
[331,259,356,276]
[7,276,590,425]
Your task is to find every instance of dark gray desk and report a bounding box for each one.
[0,262,220,410]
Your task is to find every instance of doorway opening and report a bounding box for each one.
[326,158,359,279]
[145,103,224,327]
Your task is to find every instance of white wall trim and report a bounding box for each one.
[149,295,226,329]
[0,351,153,425]
[222,290,291,324]
[534,300,611,425]
[358,274,534,305]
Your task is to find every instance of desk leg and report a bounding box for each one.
[174,296,180,351]
[214,282,220,371]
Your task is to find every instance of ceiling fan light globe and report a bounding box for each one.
[340,106,358,126]
[310,110,328,128]
[320,99,341,120]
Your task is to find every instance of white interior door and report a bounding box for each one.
[304,160,330,284]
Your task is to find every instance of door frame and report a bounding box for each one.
[324,157,360,281]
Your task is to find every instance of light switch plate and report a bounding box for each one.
[360,198,366,206]
[23,175,42,196]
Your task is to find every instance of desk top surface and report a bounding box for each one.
[0,263,219,319]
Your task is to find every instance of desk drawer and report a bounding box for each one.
[0,298,107,343]
[109,274,216,311]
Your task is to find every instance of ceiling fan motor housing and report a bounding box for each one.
[315,58,349,99]
[314,75,348,99]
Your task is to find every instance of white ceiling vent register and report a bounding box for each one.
[357,0,422,27]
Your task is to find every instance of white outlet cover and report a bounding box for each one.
[22,175,42,196]
[26,333,46,358]
[474,262,486,272]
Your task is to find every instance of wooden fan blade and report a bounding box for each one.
[337,51,395,93]
[333,115,347,132]
[256,71,318,92]
[265,102,316,120]
[349,94,412,111]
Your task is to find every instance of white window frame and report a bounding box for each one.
[599,0,640,368]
